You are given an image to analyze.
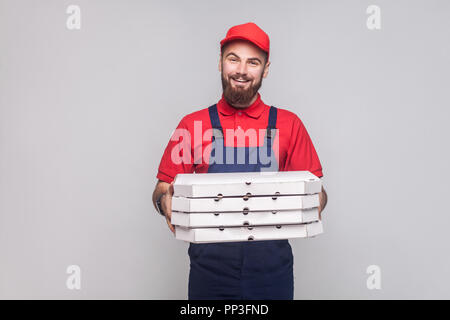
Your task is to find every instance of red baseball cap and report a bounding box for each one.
[220,22,270,60]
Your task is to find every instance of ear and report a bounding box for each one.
[262,60,270,78]
[218,55,222,72]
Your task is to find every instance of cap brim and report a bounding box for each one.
[220,35,269,55]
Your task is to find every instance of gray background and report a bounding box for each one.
[1,0,449,299]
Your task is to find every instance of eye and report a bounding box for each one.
[249,61,259,66]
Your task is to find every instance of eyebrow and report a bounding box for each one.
[225,52,262,64]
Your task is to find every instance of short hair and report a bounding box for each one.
[221,41,268,65]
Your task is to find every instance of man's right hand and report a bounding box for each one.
[153,180,176,235]
[161,182,175,234]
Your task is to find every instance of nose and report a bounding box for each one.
[236,60,248,76]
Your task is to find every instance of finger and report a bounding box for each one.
[166,192,173,219]
[165,214,173,226]
[166,218,175,234]
[162,194,172,218]
[164,200,172,220]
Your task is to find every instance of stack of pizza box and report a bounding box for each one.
[171,171,323,243]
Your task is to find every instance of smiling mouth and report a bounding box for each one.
[231,78,250,85]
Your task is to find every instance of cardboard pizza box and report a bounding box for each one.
[171,207,319,228]
[173,171,321,198]
[172,193,319,212]
[174,221,323,243]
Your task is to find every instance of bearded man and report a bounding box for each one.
[153,22,327,300]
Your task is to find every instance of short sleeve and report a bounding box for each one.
[283,116,323,178]
[156,117,195,183]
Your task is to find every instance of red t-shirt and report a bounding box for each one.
[156,93,323,183]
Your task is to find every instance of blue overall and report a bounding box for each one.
[187,104,294,300]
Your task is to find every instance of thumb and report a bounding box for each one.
[169,181,174,196]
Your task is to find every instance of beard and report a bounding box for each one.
[221,69,263,107]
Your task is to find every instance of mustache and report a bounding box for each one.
[230,75,252,81]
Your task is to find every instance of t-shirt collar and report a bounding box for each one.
[217,92,265,119]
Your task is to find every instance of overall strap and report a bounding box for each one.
[266,106,278,138]
[208,104,224,139]
[209,104,277,139]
